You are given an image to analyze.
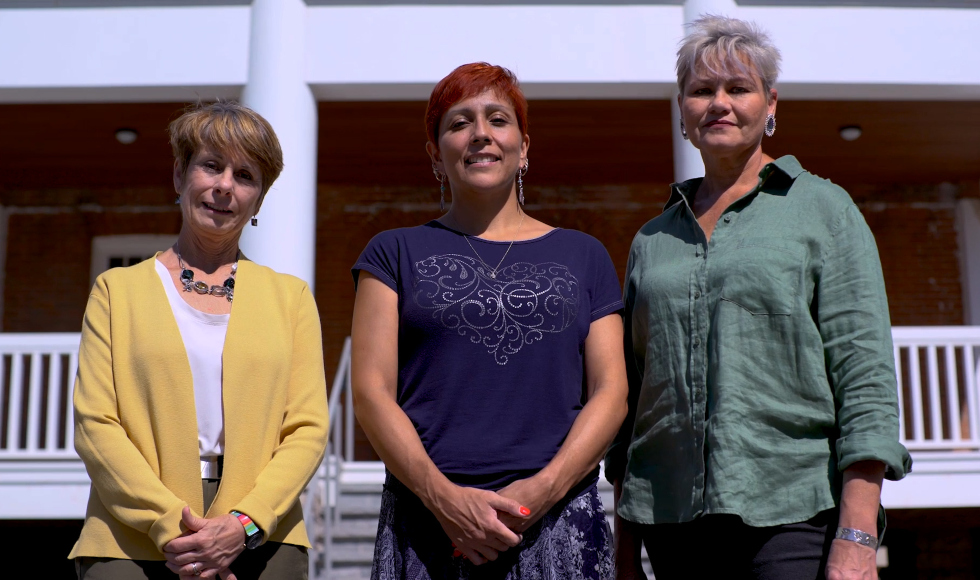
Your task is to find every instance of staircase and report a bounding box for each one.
[310,459,653,579]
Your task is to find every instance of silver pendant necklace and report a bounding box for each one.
[459,211,525,279]
[176,246,239,302]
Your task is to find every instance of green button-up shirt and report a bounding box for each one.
[606,156,911,527]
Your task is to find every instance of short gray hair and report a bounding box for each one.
[676,15,781,98]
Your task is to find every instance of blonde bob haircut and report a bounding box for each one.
[676,15,781,99]
[169,101,284,198]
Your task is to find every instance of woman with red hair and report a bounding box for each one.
[350,62,628,579]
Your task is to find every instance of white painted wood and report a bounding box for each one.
[90,234,178,288]
[45,352,62,452]
[238,0,319,288]
[945,344,962,441]
[926,346,942,441]
[907,345,925,443]
[894,347,907,441]
[6,353,24,453]
[25,350,43,453]
[1,5,979,102]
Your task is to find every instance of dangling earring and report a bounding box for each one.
[680,120,689,140]
[765,114,776,137]
[251,216,258,226]
[518,159,529,206]
[174,195,181,205]
[432,165,446,212]
[439,176,446,212]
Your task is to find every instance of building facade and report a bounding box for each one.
[1,0,979,577]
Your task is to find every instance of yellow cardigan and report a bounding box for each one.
[69,256,329,560]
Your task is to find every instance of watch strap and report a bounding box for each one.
[231,511,263,549]
[835,527,878,550]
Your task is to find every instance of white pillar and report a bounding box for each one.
[956,198,980,325]
[671,0,738,183]
[671,89,704,183]
[239,0,318,290]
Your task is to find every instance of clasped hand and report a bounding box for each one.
[163,507,246,579]
[431,485,531,565]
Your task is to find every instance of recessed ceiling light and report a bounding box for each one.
[115,128,139,145]
[839,125,862,141]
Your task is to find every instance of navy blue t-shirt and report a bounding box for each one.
[352,221,623,490]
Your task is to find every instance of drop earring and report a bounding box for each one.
[680,120,689,140]
[174,195,181,205]
[251,216,258,227]
[765,114,776,137]
[432,164,446,212]
[518,159,529,206]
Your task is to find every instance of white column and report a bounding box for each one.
[956,197,980,325]
[671,89,704,183]
[239,0,319,289]
[671,0,738,183]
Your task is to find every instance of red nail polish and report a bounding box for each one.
[520,506,531,516]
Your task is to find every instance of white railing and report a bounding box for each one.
[892,327,980,452]
[3,329,980,562]
[0,333,80,460]
[305,337,354,580]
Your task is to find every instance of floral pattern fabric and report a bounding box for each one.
[371,475,613,580]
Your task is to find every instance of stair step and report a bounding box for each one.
[337,492,383,515]
[324,566,374,580]
[331,518,379,539]
[328,540,377,565]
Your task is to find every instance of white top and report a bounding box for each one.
[155,259,229,457]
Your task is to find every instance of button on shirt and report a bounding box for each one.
[606,156,911,527]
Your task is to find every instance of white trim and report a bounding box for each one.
[90,234,177,287]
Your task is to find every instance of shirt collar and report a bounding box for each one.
[664,155,805,213]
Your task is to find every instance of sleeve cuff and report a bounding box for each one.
[148,502,188,552]
[233,495,277,540]
[837,433,913,481]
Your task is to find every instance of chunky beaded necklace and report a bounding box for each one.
[176,248,238,302]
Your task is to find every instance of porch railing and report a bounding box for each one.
[2,327,979,461]
[0,333,79,460]
[892,327,980,452]
[2,328,980,572]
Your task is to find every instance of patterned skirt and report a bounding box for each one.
[371,474,613,580]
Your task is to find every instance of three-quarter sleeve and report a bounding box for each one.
[231,283,329,538]
[817,203,912,480]
[73,278,188,551]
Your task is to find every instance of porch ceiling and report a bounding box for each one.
[1,100,977,203]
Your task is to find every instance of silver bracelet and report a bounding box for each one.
[835,527,878,550]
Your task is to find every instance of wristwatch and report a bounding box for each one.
[835,527,878,550]
[231,511,264,550]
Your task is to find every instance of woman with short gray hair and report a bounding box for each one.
[606,15,910,580]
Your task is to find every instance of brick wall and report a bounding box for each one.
[3,201,180,332]
[4,179,971,342]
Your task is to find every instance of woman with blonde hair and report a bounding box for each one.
[70,101,328,579]
[607,16,910,580]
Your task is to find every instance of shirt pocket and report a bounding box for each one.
[719,238,805,316]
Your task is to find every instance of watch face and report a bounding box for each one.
[245,531,263,550]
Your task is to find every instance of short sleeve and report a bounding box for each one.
[352,231,400,292]
[588,237,625,322]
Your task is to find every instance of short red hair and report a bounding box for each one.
[424,62,529,146]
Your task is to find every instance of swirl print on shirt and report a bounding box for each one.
[413,254,579,365]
